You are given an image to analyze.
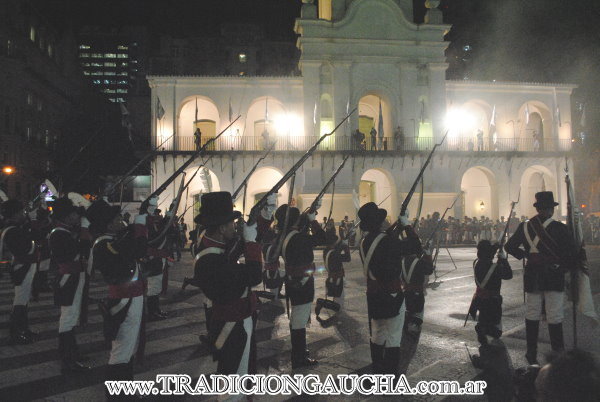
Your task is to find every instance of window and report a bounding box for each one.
[102,89,115,94]
[45,130,50,146]
[27,93,33,106]
[26,127,31,140]
[91,53,103,58]
[120,62,128,67]
[104,53,116,58]
[29,26,35,42]
[117,80,127,85]
[117,45,128,50]
[79,53,90,57]
[104,62,116,67]
[79,44,90,49]
[239,71,245,76]
[39,36,44,50]
[103,79,115,84]
[117,53,128,58]
[92,79,101,84]
[84,71,92,75]
[6,40,12,56]
[118,71,127,76]
[47,44,53,57]
[37,99,42,111]
[116,89,128,93]
[104,71,116,76]
[91,62,102,67]
[239,53,247,63]
[81,62,91,67]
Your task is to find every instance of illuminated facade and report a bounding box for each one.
[148,0,575,226]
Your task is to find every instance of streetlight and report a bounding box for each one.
[2,166,15,175]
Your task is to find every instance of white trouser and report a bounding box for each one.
[59,274,85,333]
[525,291,565,324]
[371,301,406,347]
[109,295,143,365]
[13,264,35,306]
[147,274,163,297]
[217,316,253,402]
[290,302,312,330]
[38,259,50,272]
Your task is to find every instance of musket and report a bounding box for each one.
[423,191,461,250]
[231,141,276,200]
[498,189,521,248]
[393,131,448,228]
[148,173,186,246]
[247,108,357,225]
[141,115,240,211]
[303,155,350,215]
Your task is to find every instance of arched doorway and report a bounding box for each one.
[460,167,497,219]
[178,97,220,150]
[239,166,289,218]
[183,166,221,227]
[359,169,394,222]
[358,94,392,151]
[519,102,553,151]
[526,112,544,151]
[520,166,556,218]
[245,97,293,150]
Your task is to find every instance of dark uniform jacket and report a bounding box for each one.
[49,224,84,306]
[282,221,327,305]
[323,241,351,297]
[1,224,36,285]
[145,215,170,276]
[505,215,576,292]
[401,254,434,291]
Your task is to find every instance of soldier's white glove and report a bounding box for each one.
[307,212,317,222]
[314,198,323,210]
[341,239,349,247]
[399,210,410,227]
[423,246,432,256]
[261,194,278,220]
[243,222,257,242]
[498,249,507,260]
[81,216,90,229]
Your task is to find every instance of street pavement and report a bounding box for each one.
[0,246,598,401]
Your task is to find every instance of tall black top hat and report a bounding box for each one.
[196,192,241,226]
[275,204,300,229]
[533,191,559,209]
[358,202,387,232]
[86,200,121,232]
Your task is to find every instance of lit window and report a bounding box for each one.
[117,45,128,50]
[131,60,137,63]
[117,53,128,58]
[102,89,116,94]
[37,99,42,111]
[116,89,128,93]
[118,72,127,76]
[116,98,125,102]
[79,44,90,49]
[92,79,101,84]
[118,80,127,84]
[91,53,103,58]
[104,53,116,58]
[239,53,247,63]
[109,98,117,102]
[104,71,116,76]
[104,62,116,67]
[239,71,245,76]
[120,62,128,67]
[79,53,90,57]
[26,127,31,140]
[81,63,90,67]
[91,62,102,67]
[27,93,33,105]
[90,71,101,75]
[47,44,53,57]
[29,26,35,42]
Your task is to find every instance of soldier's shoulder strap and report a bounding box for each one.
[361,232,387,280]
[195,246,225,262]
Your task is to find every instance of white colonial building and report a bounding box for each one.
[147,0,575,226]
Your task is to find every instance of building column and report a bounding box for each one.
[398,63,418,138]
[427,63,449,141]
[332,61,352,143]
[302,61,321,138]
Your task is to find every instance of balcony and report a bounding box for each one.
[156,136,573,154]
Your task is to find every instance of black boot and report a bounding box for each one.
[382,347,401,379]
[60,331,90,373]
[23,306,38,339]
[147,296,167,321]
[291,329,317,369]
[475,324,488,346]
[37,271,52,292]
[548,323,564,353]
[525,319,540,365]
[370,342,385,374]
[9,306,34,345]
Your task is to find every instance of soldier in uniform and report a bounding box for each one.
[357,202,409,377]
[322,230,351,315]
[275,202,326,368]
[0,200,38,344]
[144,197,169,320]
[505,191,577,364]
[192,192,263,378]
[49,197,90,372]
[399,237,433,338]
[259,194,283,299]
[29,203,53,299]
[468,240,512,347]
[87,199,147,397]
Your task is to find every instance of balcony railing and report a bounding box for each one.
[156,136,573,153]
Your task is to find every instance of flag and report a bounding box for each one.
[489,105,497,146]
[195,97,198,122]
[419,100,425,124]
[525,103,530,125]
[265,97,268,122]
[553,89,561,127]
[228,96,233,123]
[580,104,586,127]
[313,98,318,125]
[377,99,384,139]
[156,98,165,120]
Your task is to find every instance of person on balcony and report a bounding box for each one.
[394,126,404,151]
[468,138,475,152]
[533,131,540,152]
[370,127,377,151]
[353,129,365,151]
[193,128,202,151]
[476,129,484,151]
[261,129,270,150]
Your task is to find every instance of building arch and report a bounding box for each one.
[178,96,220,149]
[239,166,289,218]
[357,92,394,149]
[182,165,221,226]
[357,168,396,223]
[460,166,498,219]
[447,99,492,150]
[520,165,557,219]
[245,96,291,139]
[518,102,553,151]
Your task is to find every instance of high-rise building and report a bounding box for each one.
[78,26,149,103]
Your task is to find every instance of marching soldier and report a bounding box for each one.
[0,200,38,344]
[87,199,147,397]
[49,197,90,372]
[29,203,53,299]
[258,194,282,299]
[468,240,512,347]
[400,237,433,337]
[192,192,263,378]
[275,202,327,368]
[144,196,170,320]
[505,191,577,364]
[321,230,351,315]
[358,202,409,377]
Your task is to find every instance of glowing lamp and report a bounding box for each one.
[2,166,15,175]
[479,201,485,211]
[581,204,587,209]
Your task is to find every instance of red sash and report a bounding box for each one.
[211,292,258,322]
[285,262,315,277]
[108,279,146,299]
